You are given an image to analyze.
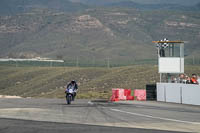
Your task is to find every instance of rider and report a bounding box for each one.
[66,80,78,100]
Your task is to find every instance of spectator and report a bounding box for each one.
[190,74,199,85]
[171,76,175,83]
[179,74,186,83]
[185,75,191,84]
[197,75,200,85]
[171,76,177,83]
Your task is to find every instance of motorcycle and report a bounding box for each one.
[65,87,75,105]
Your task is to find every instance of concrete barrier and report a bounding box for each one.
[157,83,200,105]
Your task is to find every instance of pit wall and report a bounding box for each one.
[157,83,200,105]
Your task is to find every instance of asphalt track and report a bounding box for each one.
[0,98,200,133]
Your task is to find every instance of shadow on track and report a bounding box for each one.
[0,118,189,133]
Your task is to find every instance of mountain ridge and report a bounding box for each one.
[0,0,88,15]
[70,0,200,6]
[0,0,200,64]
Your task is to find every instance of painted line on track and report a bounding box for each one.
[110,108,200,125]
[88,101,94,105]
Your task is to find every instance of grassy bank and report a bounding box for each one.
[1,65,200,99]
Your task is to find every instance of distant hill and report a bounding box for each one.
[0,0,200,64]
[130,0,200,6]
[195,2,200,9]
[70,0,200,11]
[104,1,191,11]
[70,0,200,6]
[0,0,88,15]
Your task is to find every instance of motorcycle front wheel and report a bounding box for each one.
[66,95,72,104]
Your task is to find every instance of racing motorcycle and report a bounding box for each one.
[65,87,75,104]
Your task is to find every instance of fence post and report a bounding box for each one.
[15,61,18,67]
[76,57,79,67]
[193,56,195,65]
[106,58,110,68]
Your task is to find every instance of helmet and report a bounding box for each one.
[71,80,76,84]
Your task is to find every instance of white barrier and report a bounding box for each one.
[157,83,200,105]
[0,58,64,62]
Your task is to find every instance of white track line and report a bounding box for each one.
[110,108,200,125]
[88,101,94,105]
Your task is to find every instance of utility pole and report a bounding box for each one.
[93,56,96,67]
[15,60,18,67]
[76,57,79,67]
[199,58,200,65]
[50,61,53,67]
[192,55,195,65]
[106,57,110,68]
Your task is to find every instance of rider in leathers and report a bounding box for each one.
[66,80,78,100]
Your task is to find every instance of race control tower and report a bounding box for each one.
[153,39,184,83]
[153,39,200,106]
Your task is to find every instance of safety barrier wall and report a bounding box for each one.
[157,83,200,105]
[134,89,146,101]
[111,88,134,101]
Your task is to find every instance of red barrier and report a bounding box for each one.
[111,88,134,101]
[118,89,126,100]
[126,95,134,100]
[134,89,146,101]
[124,89,133,100]
[124,89,131,97]
[110,89,119,101]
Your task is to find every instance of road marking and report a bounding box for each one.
[88,101,94,105]
[0,108,45,112]
[110,108,200,125]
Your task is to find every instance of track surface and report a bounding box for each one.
[0,98,200,133]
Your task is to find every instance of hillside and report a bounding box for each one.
[0,0,88,15]
[70,0,200,6]
[0,1,200,65]
[129,0,200,6]
[0,66,200,99]
[71,0,195,11]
